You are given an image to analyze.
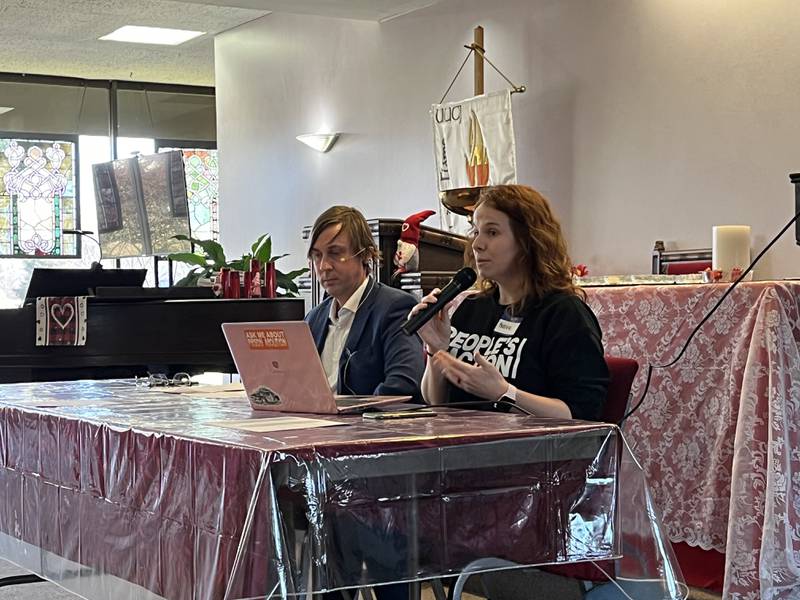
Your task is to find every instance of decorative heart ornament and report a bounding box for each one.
[50,303,75,329]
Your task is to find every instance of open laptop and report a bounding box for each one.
[221,321,411,414]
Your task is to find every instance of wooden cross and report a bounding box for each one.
[473,26,484,96]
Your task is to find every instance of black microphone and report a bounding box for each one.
[402,267,477,336]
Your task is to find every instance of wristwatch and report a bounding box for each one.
[494,383,517,410]
[503,383,517,402]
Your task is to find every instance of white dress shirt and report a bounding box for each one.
[320,276,371,391]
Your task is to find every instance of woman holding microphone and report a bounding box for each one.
[411,184,609,420]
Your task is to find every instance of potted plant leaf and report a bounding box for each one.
[167,234,308,297]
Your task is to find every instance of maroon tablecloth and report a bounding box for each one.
[587,280,800,599]
[0,380,625,600]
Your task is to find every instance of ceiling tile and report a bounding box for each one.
[0,0,443,85]
[0,0,269,85]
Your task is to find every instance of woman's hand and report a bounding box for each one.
[431,351,508,401]
[407,288,451,352]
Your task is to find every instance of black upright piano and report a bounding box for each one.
[0,295,304,384]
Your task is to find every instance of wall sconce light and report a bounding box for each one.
[296,133,340,153]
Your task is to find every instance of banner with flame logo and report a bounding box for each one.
[431,90,517,192]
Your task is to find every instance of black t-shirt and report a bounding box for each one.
[447,290,609,421]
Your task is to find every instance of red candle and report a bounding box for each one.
[243,270,253,298]
[264,262,277,299]
[227,270,241,299]
[219,268,231,298]
[214,267,231,298]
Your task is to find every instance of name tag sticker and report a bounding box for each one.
[494,319,520,335]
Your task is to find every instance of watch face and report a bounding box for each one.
[492,397,515,413]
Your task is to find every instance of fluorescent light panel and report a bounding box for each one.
[0,107,13,116]
[99,25,204,46]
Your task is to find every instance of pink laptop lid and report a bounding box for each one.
[222,321,340,414]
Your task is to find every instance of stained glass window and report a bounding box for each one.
[160,147,219,241]
[0,137,78,258]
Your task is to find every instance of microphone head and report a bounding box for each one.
[453,267,477,288]
[401,266,477,337]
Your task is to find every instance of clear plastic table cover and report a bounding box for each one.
[0,380,685,599]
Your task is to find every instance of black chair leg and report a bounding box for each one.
[446,577,456,600]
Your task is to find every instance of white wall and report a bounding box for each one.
[215,0,800,278]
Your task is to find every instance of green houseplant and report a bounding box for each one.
[168,234,308,296]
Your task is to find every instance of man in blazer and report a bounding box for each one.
[305,206,422,600]
[305,205,424,402]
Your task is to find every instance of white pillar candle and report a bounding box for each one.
[712,225,751,275]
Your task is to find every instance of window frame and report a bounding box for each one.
[155,139,219,241]
[0,72,215,281]
[0,130,82,259]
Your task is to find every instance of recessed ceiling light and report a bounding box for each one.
[0,107,13,116]
[99,25,204,46]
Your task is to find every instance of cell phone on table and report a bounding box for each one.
[362,409,437,420]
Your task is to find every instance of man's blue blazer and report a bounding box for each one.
[304,278,424,401]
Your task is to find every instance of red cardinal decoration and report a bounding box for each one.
[393,210,436,277]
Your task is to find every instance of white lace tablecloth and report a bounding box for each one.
[586,281,800,600]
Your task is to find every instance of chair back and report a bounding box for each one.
[602,356,639,424]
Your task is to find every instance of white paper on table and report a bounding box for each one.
[156,383,244,395]
[204,416,346,433]
[159,390,248,400]
[189,391,249,400]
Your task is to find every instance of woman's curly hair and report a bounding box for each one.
[465,184,583,313]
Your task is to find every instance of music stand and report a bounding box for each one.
[24,267,147,300]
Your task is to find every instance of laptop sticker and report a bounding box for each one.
[245,328,289,350]
[251,386,282,405]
